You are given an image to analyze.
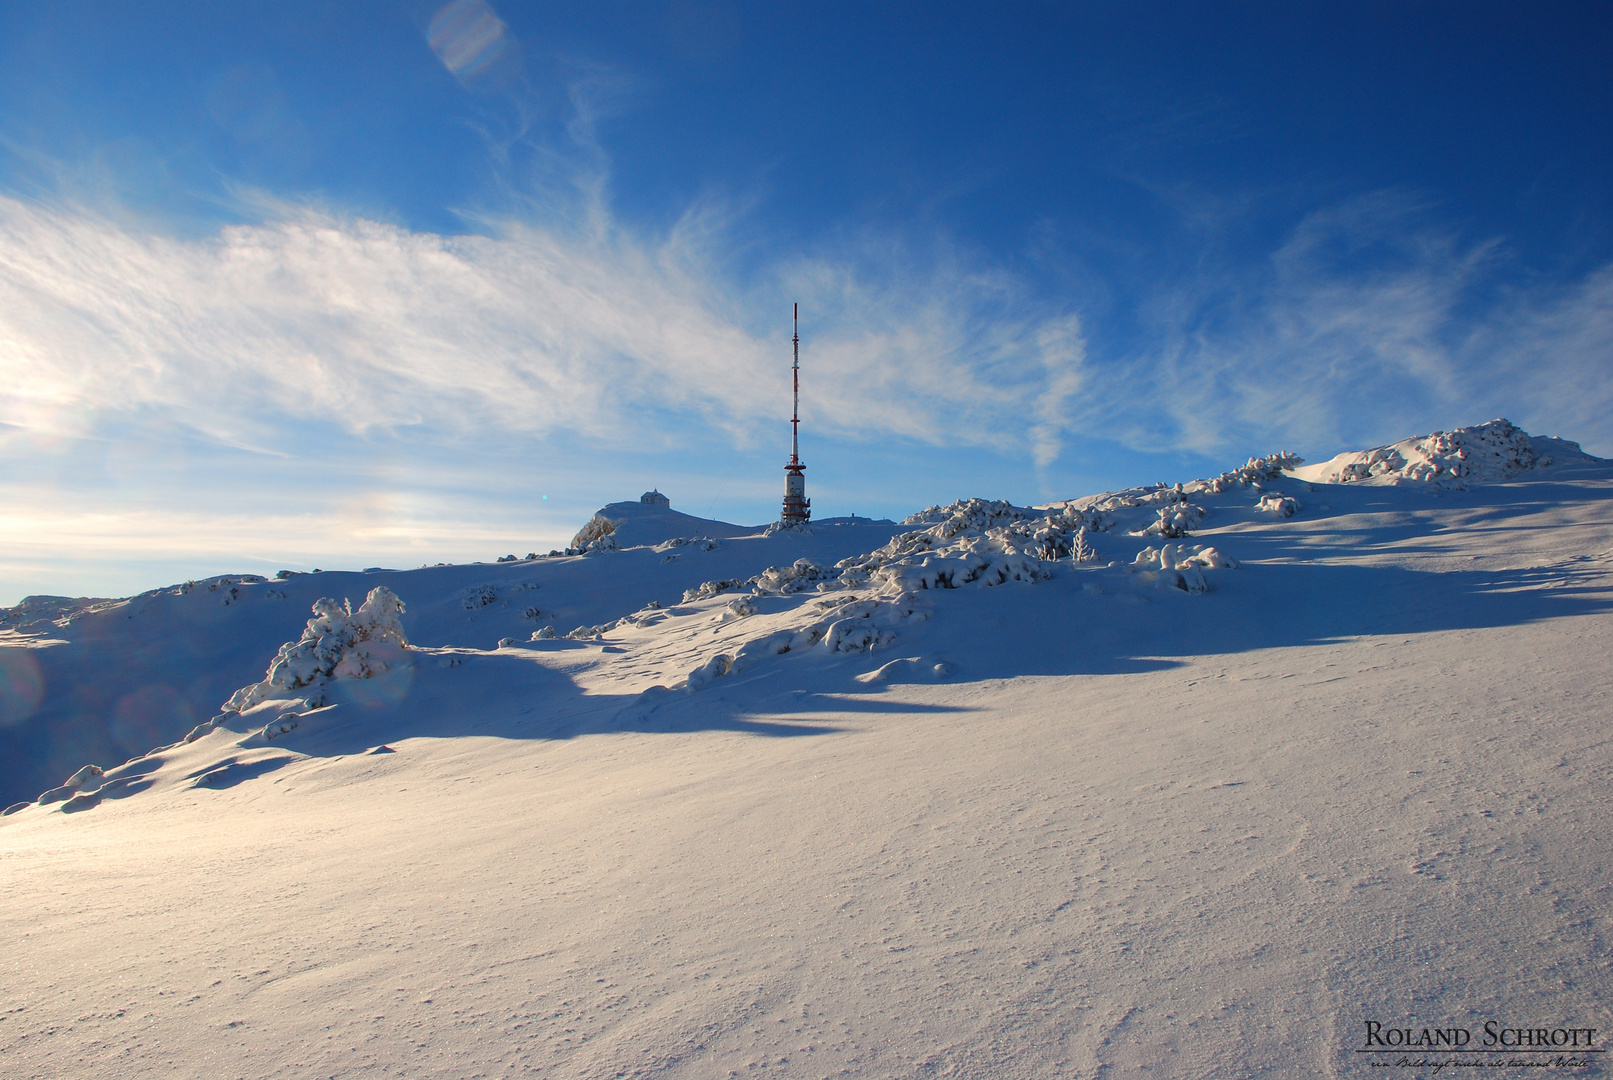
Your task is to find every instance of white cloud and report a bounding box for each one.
[0,194,1090,464]
[3,179,1607,557]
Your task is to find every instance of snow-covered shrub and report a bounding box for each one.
[901,498,1029,536]
[1192,547,1238,569]
[184,717,219,743]
[1150,502,1203,538]
[223,587,409,713]
[685,653,734,691]
[1308,419,1577,488]
[1257,494,1298,517]
[683,578,746,603]
[1024,508,1105,560]
[716,596,755,622]
[531,626,556,640]
[1132,544,1237,572]
[263,714,299,741]
[610,601,669,630]
[566,622,615,640]
[1071,526,1098,564]
[570,514,618,549]
[823,618,896,653]
[1130,544,1238,594]
[1065,453,1303,528]
[463,585,497,609]
[656,536,720,552]
[752,559,832,596]
[829,498,1063,596]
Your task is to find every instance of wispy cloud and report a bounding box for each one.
[0,193,1089,464]
[1110,191,1613,457]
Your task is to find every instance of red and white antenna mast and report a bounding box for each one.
[780,302,811,524]
[791,303,801,464]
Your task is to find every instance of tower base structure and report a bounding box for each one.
[781,462,810,524]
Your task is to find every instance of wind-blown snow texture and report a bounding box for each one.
[2,419,1610,1078]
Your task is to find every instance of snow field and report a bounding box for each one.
[2,420,1611,1077]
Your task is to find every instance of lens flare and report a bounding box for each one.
[335,661,415,710]
[113,683,194,751]
[0,648,45,727]
[428,0,511,80]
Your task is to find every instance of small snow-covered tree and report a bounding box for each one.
[1071,526,1098,564]
[223,586,409,713]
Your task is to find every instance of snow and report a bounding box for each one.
[2,424,1611,1077]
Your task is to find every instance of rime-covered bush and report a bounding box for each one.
[655,536,720,552]
[570,514,618,549]
[1071,526,1098,564]
[223,587,409,713]
[1307,419,1572,488]
[1257,494,1299,517]
[683,578,747,603]
[831,499,1059,595]
[763,520,813,536]
[1130,544,1239,594]
[752,559,832,595]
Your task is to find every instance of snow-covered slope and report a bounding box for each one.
[0,510,906,809]
[3,423,1611,1078]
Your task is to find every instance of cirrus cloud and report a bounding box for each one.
[0,193,1090,464]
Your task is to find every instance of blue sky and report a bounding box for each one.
[3,1,1612,603]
